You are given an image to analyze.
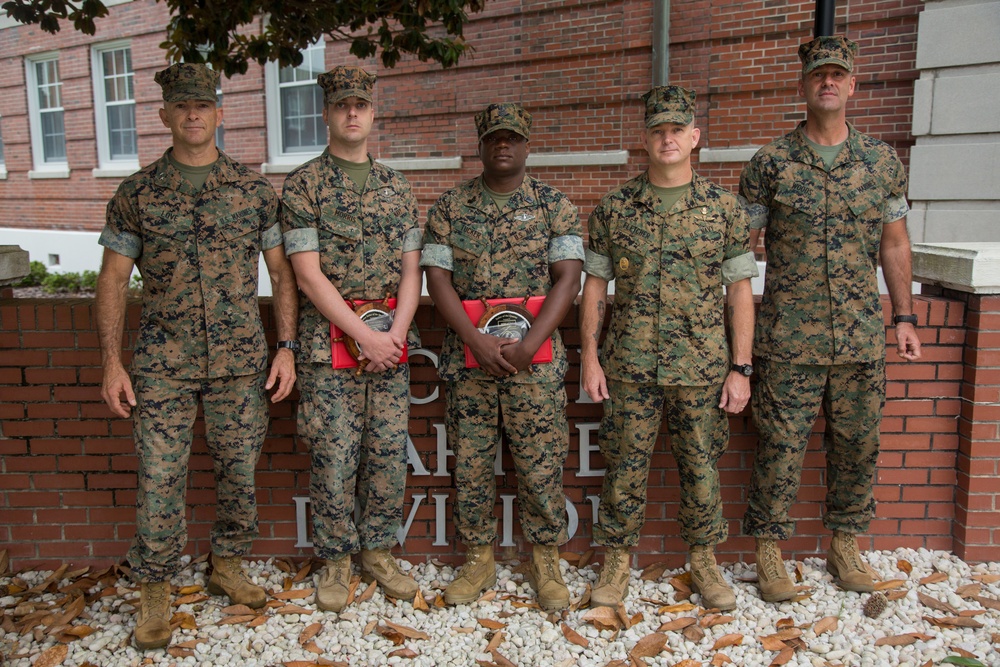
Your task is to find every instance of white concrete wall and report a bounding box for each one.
[908,0,1000,243]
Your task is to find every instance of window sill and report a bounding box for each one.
[28,168,71,179]
[92,165,139,178]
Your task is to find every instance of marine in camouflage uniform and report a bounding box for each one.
[580,86,758,610]
[96,64,299,649]
[422,103,584,611]
[739,36,922,602]
[280,66,422,612]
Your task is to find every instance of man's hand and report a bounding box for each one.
[895,323,922,361]
[467,331,518,377]
[357,329,404,372]
[581,357,610,403]
[718,372,750,414]
[101,364,136,418]
[499,339,539,373]
[266,348,297,402]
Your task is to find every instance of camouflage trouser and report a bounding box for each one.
[594,381,729,548]
[128,372,268,583]
[297,362,409,559]
[743,358,886,540]
[447,378,569,547]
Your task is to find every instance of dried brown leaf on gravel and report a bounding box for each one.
[413,592,430,612]
[292,562,313,583]
[276,605,313,615]
[383,620,431,640]
[874,634,920,647]
[918,572,949,585]
[759,635,788,651]
[657,617,697,632]
[479,618,506,630]
[917,591,958,614]
[33,643,68,667]
[222,604,258,616]
[886,589,908,601]
[922,615,984,629]
[629,632,668,658]
[956,583,982,598]
[583,606,620,631]
[657,602,697,614]
[701,614,734,628]
[972,573,1000,584]
[486,630,505,652]
[774,617,795,629]
[897,559,913,575]
[491,649,516,667]
[874,579,907,591]
[177,585,203,595]
[616,604,632,629]
[299,621,322,645]
[711,633,743,650]
[169,611,197,630]
[578,549,595,569]
[388,648,419,658]
[0,550,8,576]
[219,614,257,625]
[167,647,195,658]
[173,593,210,606]
[356,581,376,604]
[672,661,700,667]
[683,624,705,643]
[562,623,588,648]
[769,647,795,665]
[813,616,838,635]
[972,595,1000,611]
[272,589,314,600]
[711,654,733,666]
[640,562,669,581]
[247,615,269,627]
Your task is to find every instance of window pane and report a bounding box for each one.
[107,105,137,159]
[40,110,66,162]
[280,86,325,152]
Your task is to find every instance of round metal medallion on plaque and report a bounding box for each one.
[345,301,395,361]
[477,298,534,341]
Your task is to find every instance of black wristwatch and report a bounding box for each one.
[893,314,917,326]
[732,363,753,377]
[276,340,300,352]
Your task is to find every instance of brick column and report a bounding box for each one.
[913,243,1000,562]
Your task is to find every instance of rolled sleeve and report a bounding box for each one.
[721,251,759,286]
[283,228,319,255]
[403,227,424,253]
[549,234,584,264]
[261,222,283,251]
[584,248,614,281]
[98,226,142,259]
[420,243,453,271]
[885,195,909,224]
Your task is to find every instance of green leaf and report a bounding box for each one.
[941,657,986,667]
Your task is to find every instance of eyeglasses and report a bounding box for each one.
[481,133,526,145]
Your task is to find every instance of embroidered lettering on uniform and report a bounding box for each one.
[219,208,258,224]
[622,222,652,241]
[513,212,535,222]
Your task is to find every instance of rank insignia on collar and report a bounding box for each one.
[514,212,535,222]
[702,207,708,214]
[379,188,394,198]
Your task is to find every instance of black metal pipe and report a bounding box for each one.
[814,0,835,36]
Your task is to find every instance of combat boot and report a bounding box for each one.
[754,538,796,603]
[591,546,630,607]
[207,554,266,608]
[360,548,419,600]
[827,531,875,592]
[689,544,736,611]
[528,544,570,611]
[444,544,497,605]
[134,581,172,650]
[316,555,352,612]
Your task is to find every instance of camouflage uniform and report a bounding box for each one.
[99,148,282,582]
[740,121,909,541]
[421,140,584,546]
[282,150,422,559]
[586,170,757,547]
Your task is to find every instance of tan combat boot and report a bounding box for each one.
[360,548,419,600]
[444,544,497,605]
[134,581,172,650]
[207,554,266,608]
[689,544,736,611]
[528,544,570,611]
[754,538,796,603]
[591,546,631,607]
[827,531,875,592]
[316,555,352,612]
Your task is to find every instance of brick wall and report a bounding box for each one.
[3,291,993,572]
[0,0,923,237]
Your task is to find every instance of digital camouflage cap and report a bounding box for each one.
[798,35,858,74]
[475,103,531,141]
[317,66,376,105]
[154,63,220,103]
[642,85,696,127]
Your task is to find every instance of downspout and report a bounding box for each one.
[652,0,670,86]
[814,0,835,36]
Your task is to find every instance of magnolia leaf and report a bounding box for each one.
[813,616,838,635]
[917,591,958,614]
[222,604,258,616]
[486,630,504,652]
[640,562,669,581]
[759,636,788,651]
[292,562,313,583]
[897,559,913,575]
[478,618,506,630]
[656,617,696,632]
[874,579,907,591]
[956,583,982,598]
[971,573,1000,584]
[173,593,210,606]
[363,619,378,635]
[383,620,431,640]
[299,622,322,645]
[561,623,588,648]
[972,595,1000,611]
[356,581,376,603]
[177,585,203,595]
[277,605,313,615]
[247,615,269,627]
[875,634,920,646]
[175,639,203,649]
[219,614,257,625]
[769,647,795,665]
[578,549,595,569]
[657,602,697,614]
[922,615,983,629]
[167,647,195,658]
[33,644,68,667]
[169,612,198,630]
[682,624,705,642]
[673,661,701,667]
[478,590,498,603]
[629,632,668,659]
[793,562,804,583]
[918,572,949,585]
[940,657,987,666]
[701,614,734,628]
[775,617,795,629]
[616,604,632,630]
[388,648,419,658]
[886,589,909,601]
[491,649,517,667]
[711,654,733,666]
[583,606,621,631]
[711,633,743,650]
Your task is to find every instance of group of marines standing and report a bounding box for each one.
[95,34,922,650]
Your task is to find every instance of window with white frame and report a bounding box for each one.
[25,54,68,176]
[263,41,326,171]
[92,41,138,175]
